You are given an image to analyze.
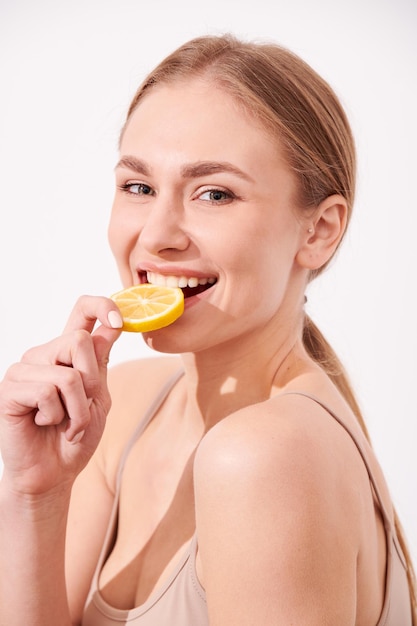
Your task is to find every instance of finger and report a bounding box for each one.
[0,379,64,424]
[21,330,101,399]
[34,386,67,427]
[56,325,122,398]
[63,295,123,335]
[4,364,92,438]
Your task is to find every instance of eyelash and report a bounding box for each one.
[118,182,154,196]
[196,188,236,204]
[118,182,237,204]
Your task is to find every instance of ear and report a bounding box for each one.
[296,194,348,271]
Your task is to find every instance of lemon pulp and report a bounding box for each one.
[111,284,184,332]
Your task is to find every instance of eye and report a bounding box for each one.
[198,188,235,204]
[119,182,155,196]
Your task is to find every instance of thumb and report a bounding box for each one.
[92,324,123,376]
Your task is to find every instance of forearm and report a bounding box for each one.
[0,481,73,626]
[0,295,121,625]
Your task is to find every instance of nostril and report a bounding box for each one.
[137,209,190,254]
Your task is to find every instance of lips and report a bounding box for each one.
[143,270,217,298]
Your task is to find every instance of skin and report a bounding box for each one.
[0,78,388,625]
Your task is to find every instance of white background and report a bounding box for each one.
[0,0,416,563]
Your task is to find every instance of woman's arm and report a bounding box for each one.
[194,394,362,625]
[0,481,73,625]
[0,296,122,626]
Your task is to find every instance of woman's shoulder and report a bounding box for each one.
[108,355,182,395]
[194,388,368,539]
[197,386,363,468]
[107,355,182,427]
[99,355,182,485]
[193,391,368,620]
[195,394,372,623]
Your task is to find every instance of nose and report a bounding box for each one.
[138,194,190,255]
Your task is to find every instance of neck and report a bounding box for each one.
[179,310,308,430]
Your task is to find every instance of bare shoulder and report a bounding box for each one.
[100,355,182,484]
[195,391,367,509]
[194,393,366,624]
[107,355,182,408]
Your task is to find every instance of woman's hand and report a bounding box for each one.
[0,295,123,497]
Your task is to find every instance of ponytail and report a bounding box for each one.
[303,314,417,624]
[125,31,415,623]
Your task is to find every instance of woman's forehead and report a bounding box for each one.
[122,77,280,161]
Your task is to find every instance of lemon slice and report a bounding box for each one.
[110,284,184,332]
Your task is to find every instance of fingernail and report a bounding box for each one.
[108,310,123,329]
[69,430,85,445]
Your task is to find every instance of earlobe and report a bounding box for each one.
[296,195,348,271]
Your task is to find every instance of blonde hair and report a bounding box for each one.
[125,34,416,620]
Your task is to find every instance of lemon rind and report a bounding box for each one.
[110,285,184,333]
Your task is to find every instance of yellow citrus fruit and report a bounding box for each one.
[110,284,184,332]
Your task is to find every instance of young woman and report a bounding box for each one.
[0,34,415,625]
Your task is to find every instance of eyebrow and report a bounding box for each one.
[115,156,150,176]
[181,161,254,182]
[115,155,253,182]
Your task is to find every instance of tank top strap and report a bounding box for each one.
[279,391,394,531]
[279,391,411,626]
[114,367,185,492]
[85,367,186,611]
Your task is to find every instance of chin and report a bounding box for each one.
[141,325,187,355]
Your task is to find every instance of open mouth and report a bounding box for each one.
[141,270,217,298]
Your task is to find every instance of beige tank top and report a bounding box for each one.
[82,370,412,625]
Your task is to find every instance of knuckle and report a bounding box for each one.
[73,294,110,314]
[64,376,80,397]
[37,383,59,404]
[20,345,39,364]
[83,375,101,400]
[74,294,90,308]
[101,354,110,366]
[3,362,21,379]
[0,379,15,410]
[72,328,92,348]
[69,329,95,362]
[59,366,82,393]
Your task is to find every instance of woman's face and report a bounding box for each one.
[109,78,308,353]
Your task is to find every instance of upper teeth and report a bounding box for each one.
[146,271,216,289]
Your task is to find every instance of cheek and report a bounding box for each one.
[107,211,138,285]
[218,220,280,275]
[107,216,123,258]
[230,219,299,296]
